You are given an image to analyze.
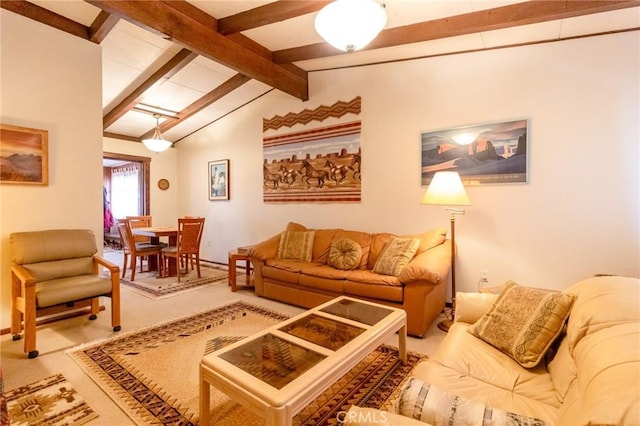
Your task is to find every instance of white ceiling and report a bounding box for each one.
[20,1,640,145]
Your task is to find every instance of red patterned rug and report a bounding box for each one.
[67,301,423,425]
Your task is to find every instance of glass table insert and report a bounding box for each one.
[218,333,326,390]
[320,298,394,326]
[279,313,365,351]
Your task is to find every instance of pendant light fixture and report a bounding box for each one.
[142,113,172,153]
[315,0,387,52]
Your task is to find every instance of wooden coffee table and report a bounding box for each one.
[199,296,407,426]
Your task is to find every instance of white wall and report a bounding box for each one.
[178,31,640,297]
[0,10,103,328]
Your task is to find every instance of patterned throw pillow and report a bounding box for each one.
[395,377,548,425]
[327,238,362,270]
[372,237,420,277]
[276,231,315,262]
[468,281,575,368]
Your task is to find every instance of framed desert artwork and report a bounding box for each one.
[421,119,529,185]
[208,159,229,200]
[0,124,49,185]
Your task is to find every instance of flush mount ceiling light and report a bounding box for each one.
[142,114,172,153]
[315,0,387,52]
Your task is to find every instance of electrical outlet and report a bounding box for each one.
[480,270,489,282]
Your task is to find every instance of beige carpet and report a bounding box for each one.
[119,264,228,299]
[5,373,98,426]
[66,301,423,425]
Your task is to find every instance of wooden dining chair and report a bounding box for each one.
[117,220,164,281]
[161,217,205,282]
[127,215,152,244]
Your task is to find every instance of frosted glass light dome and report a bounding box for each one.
[315,0,387,52]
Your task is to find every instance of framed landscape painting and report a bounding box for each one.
[0,124,49,185]
[421,119,529,185]
[208,159,229,200]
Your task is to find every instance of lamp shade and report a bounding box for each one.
[142,114,172,153]
[315,0,387,52]
[142,137,172,153]
[421,171,471,206]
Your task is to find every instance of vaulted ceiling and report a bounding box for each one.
[3,0,638,147]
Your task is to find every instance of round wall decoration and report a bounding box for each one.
[158,178,170,190]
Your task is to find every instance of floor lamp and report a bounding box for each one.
[421,171,471,332]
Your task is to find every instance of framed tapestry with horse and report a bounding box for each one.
[262,97,362,203]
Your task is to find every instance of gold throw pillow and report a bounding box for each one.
[327,238,362,270]
[276,230,315,262]
[468,281,575,368]
[372,237,420,277]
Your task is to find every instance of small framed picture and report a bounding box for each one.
[208,159,229,201]
[1,123,49,185]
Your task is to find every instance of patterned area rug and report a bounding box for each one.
[67,301,423,425]
[5,373,98,426]
[120,264,228,299]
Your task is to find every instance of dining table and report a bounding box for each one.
[132,226,178,277]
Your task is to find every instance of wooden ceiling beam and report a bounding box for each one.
[88,0,308,101]
[89,11,119,43]
[140,73,252,139]
[274,0,640,63]
[217,0,331,35]
[1,0,91,41]
[103,48,198,129]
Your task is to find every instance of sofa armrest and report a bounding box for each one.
[343,407,429,426]
[398,240,451,285]
[246,233,281,261]
[454,292,498,324]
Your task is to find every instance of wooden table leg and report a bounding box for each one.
[245,258,251,286]
[228,253,238,292]
[199,367,210,426]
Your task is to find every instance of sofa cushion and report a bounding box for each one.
[35,275,113,308]
[277,230,315,262]
[395,377,549,426]
[11,229,98,264]
[372,237,420,277]
[328,238,362,270]
[468,281,574,368]
[415,324,560,423]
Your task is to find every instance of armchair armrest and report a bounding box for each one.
[398,240,451,285]
[11,263,36,288]
[454,292,498,324]
[94,255,120,274]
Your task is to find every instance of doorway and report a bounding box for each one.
[103,152,151,233]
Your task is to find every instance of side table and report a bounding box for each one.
[228,250,252,292]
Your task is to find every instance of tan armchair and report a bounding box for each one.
[10,229,121,359]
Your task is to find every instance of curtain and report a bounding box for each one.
[111,163,141,219]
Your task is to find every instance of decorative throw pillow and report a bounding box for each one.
[276,231,315,262]
[327,238,362,270]
[372,237,420,277]
[395,377,548,426]
[468,281,575,368]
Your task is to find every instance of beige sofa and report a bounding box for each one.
[247,222,452,337]
[346,275,640,425]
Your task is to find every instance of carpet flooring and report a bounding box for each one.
[120,265,228,299]
[5,373,98,426]
[67,301,423,425]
